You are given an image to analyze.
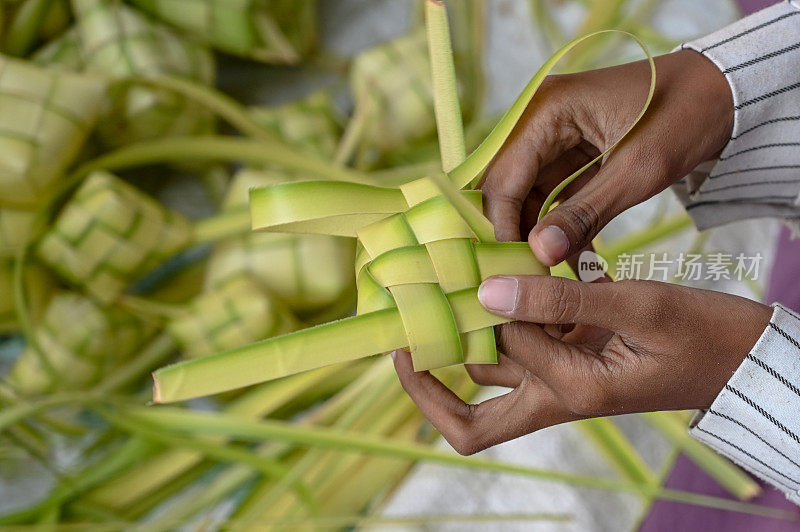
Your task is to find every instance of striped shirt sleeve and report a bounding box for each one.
[671,2,800,504]
[670,0,800,229]
[689,304,800,504]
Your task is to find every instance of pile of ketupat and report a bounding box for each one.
[0,0,782,529]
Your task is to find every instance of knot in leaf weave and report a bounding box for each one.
[250,176,547,372]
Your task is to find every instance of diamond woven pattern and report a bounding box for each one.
[50,0,217,146]
[37,171,193,304]
[0,54,107,205]
[168,274,298,359]
[251,177,546,372]
[128,0,315,63]
[350,30,434,153]
[9,292,154,393]
[250,91,341,160]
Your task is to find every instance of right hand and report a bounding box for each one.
[393,275,771,455]
[480,49,734,265]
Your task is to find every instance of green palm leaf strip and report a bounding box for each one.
[81,366,343,513]
[67,135,371,186]
[426,0,466,173]
[576,417,657,488]
[204,169,356,317]
[115,405,797,520]
[642,411,760,500]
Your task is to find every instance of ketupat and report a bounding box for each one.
[250,91,343,161]
[168,273,298,359]
[37,171,193,304]
[349,2,485,168]
[347,30,436,163]
[127,0,316,63]
[34,0,216,147]
[0,54,107,328]
[8,292,156,394]
[0,53,107,206]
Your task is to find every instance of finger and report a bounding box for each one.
[392,349,576,455]
[494,320,577,391]
[480,93,582,242]
[478,274,653,333]
[529,154,654,266]
[465,352,526,388]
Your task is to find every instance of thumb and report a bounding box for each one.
[477,275,649,332]
[528,162,634,266]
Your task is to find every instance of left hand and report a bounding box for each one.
[391,275,771,455]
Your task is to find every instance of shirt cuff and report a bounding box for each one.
[690,303,800,504]
[670,1,800,230]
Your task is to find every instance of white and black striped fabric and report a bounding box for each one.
[689,304,800,504]
[671,1,800,505]
[671,0,800,229]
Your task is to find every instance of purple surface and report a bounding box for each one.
[640,225,800,531]
[766,225,800,310]
[737,0,782,15]
[639,456,800,532]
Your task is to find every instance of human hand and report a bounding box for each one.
[391,275,770,455]
[480,50,734,265]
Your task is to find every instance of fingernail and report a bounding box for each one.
[478,277,518,312]
[535,226,569,263]
[390,350,397,360]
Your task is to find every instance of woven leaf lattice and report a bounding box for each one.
[350,30,434,155]
[152,178,546,402]
[252,177,547,371]
[250,91,341,161]
[37,171,193,304]
[9,292,155,394]
[128,0,316,63]
[0,54,107,206]
[206,169,355,316]
[168,274,298,359]
[34,0,216,147]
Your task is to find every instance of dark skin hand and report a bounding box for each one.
[391,50,774,456]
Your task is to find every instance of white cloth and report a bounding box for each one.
[674,1,800,504]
